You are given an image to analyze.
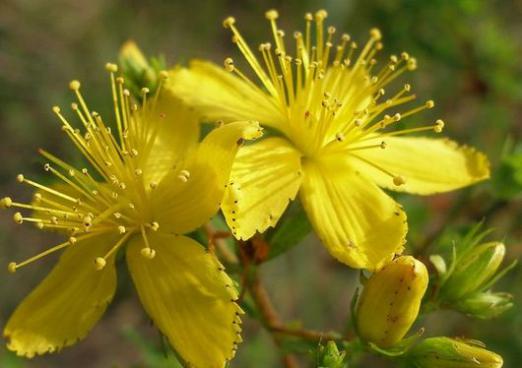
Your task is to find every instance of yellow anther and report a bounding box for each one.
[140,248,156,259]
[118,225,126,234]
[404,83,411,92]
[44,163,51,171]
[393,176,406,186]
[401,52,410,60]
[13,212,23,224]
[315,9,328,20]
[7,262,17,273]
[69,80,81,91]
[0,197,12,209]
[304,12,313,21]
[36,222,44,229]
[380,141,387,149]
[394,113,402,121]
[94,257,106,270]
[178,174,189,183]
[434,119,445,133]
[328,26,336,34]
[223,16,236,28]
[407,58,417,70]
[224,58,235,72]
[151,222,160,231]
[265,9,279,20]
[134,169,143,176]
[370,27,382,40]
[33,193,42,202]
[52,106,61,114]
[425,100,435,108]
[69,236,77,244]
[335,133,345,142]
[123,89,131,97]
[116,77,125,84]
[141,87,149,95]
[105,63,118,72]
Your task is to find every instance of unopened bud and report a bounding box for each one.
[407,337,503,368]
[316,341,346,368]
[356,256,428,348]
[442,242,506,301]
[455,291,513,320]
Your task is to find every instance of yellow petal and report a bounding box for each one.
[349,136,490,194]
[139,91,200,185]
[168,61,285,130]
[300,158,407,270]
[154,121,262,234]
[222,137,303,239]
[4,234,119,357]
[126,233,242,368]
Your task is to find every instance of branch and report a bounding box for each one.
[247,268,300,368]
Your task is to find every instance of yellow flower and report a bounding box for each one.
[1,64,262,368]
[169,9,490,270]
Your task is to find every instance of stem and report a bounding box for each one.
[270,325,343,342]
[203,222,238,263]
[248,268,300,368]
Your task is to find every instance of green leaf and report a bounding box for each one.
[264,201,312,260]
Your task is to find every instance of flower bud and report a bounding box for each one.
[118,40,164,97]
[316,341,346,368]
[442,242,505,301]
[119,40,150,73]
[408,337,503,368]
[356,256,428,348]
[455,291,513,319]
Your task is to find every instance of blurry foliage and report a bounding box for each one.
[0,0,521,367]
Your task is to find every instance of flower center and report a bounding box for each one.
[221,9,446,186]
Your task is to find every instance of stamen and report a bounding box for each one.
[140,225,156,259]
[7,232,100,272]
[351,153,405,187]
[95,230,133,270]
[0,197,12,208]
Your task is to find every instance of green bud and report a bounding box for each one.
[408,337,503,368]
[455,291,513,319]
[118,40,165,97]
[356,256,428,348]
[442,242,505,301]
[316,341,346,368]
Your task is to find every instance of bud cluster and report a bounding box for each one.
[430,224,516,319]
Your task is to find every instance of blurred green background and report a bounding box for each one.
[1,0,521,367]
